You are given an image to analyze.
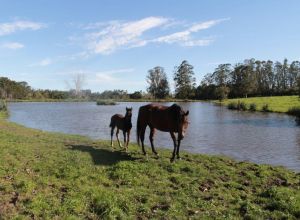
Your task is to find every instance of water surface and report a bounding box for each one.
[8,102,300,171]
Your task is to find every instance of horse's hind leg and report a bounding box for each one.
[140,126,147,155]
[110,126,115,148]
[170,132,177,162]
[116,128,122,148]
[149,128,159,156]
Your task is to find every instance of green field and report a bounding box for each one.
[0,112,299,219]
[220,95,300,113]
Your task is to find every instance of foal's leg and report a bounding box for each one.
[110,126,115,148]
[123,131,126,149]
[116,128,122,148]
[149,128,159,156]
[170,132,177,162]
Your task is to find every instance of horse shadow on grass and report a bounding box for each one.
[67,144,137,166]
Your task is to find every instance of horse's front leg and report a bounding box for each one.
[176,136,182,160]
[126,129,130,152]
[170,132,177,162]
[149,128,159,156]
[110,127,114,148]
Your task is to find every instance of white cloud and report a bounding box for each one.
[1,42,24,49]
[153,18,229,47]
[95,68,135,75]
[182,39,214,47]
[86,16,169,54]
[30,58,52,67]
[75,17,229,55]
[0,20,46,36]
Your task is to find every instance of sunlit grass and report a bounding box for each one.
[220,96,300,113]
[0,114,299,219]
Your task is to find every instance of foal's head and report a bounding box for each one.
[125,107,132,119]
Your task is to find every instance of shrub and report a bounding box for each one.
[287,107,300,125]
[239,102,247,111]
[0,100,7,111]
[249,103,257,111]
[287,107,300,117]
[228,102,238,110]
[96,100,116,105]
[262,104,270,112]
[228,101,247,111]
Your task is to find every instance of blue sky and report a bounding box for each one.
[0,0,299,92]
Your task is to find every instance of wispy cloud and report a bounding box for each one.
[93,68,135,83]
[30,58,52,67]
[0,20,46,36]
[60,68,143,89]
[1,42,24,49]
[153,18,229,46]
[86,16,169,54]
[73,17,229,56]
[95,68,135,75]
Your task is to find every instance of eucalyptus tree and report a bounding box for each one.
[173,60,196,99]
[147,66,170,99]
[212,63,231,100]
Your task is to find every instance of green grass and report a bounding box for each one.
[220,96,300,113]
[0,114,299,219]
[96,100,117,105]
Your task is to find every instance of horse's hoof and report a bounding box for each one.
[170,158,175,163]
[177,156,182,160]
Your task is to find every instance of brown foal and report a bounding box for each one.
[109,107,132,151]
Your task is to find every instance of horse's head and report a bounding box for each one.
[178,109,189,140]
[125,107,133,118]
[170,104,190,140]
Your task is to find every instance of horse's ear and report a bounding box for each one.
[185,110,189,116]
[126,107,129,111]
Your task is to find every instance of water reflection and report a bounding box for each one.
[8,102,300,171]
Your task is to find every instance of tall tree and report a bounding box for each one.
[212,64,231,100]
[289,61,300,89]
[146,66,170,99]
[65,73,86,98]
[173,60,196,99]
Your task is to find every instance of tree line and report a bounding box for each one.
[1,58,300,101]
[198,58,300,100]
[0,76,145,100]
[146,59,300,100]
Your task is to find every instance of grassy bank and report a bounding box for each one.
[219,95,300,113]
[0,113,299,219]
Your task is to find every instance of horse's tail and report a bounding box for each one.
[109,117,113,128]
[136,108,142,146]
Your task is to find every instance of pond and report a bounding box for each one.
[8,102,300,171]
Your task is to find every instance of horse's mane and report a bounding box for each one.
[168,104,183,120]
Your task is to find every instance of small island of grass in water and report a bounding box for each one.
[0,107,299,219]
[96,100,117,105]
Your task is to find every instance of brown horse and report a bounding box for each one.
[136,103,189,162]
[110,107,132,151]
